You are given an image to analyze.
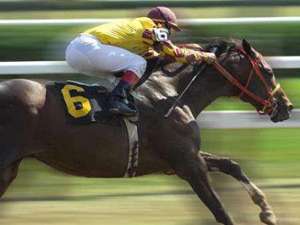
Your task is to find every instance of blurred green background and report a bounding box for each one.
[0,1,300,225]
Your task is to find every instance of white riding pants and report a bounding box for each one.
[65,34,147,78]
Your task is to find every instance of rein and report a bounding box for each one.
[213,48,281,114]
[164,47,219,118]
[164,44,281,117]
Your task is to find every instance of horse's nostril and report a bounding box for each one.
[288,104,294,111]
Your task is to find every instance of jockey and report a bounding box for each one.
[65,6,216,116]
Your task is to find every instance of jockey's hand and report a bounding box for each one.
[201,52,217,64]
[186,51,202,64]
[186,51,217,65]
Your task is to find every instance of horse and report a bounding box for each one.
[0,39,293,225]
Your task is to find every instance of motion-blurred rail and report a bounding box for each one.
[0,0,299,11]
[0,57,299,75]
[1,17,300,25]
[198,110,300,128]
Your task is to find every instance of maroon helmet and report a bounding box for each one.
[147,6,181,31]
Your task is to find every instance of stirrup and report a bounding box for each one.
[109,96,137,117]
[109,107,137,117]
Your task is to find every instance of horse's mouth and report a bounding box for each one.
[270,101,293,123]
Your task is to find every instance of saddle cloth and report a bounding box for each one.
[55,80,138,124]
[54,80,139,177]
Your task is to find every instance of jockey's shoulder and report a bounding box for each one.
[134,17,156,27]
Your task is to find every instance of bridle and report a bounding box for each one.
[213,47,281,115]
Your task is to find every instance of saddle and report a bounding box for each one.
[54,80,137,125]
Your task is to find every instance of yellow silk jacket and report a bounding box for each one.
[84,17,193,63]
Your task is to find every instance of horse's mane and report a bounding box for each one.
[202,38,239,55]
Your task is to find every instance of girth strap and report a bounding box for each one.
[123,117,139,177]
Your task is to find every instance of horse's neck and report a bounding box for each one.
[173,67,230,117]
[137,68,230,117]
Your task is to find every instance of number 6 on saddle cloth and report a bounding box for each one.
[54,80,137,125]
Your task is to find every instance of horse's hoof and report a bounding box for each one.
[259,210,277,225]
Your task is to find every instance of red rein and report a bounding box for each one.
[212,48,280,115]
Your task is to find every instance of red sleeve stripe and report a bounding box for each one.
[142,29,153,40]
[175,48,184,57]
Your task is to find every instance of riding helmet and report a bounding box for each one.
[147,6,181,31]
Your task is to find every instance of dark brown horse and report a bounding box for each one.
[0,39,293,225]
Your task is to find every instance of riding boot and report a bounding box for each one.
[109,71,139,116]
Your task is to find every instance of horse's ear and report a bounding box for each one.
[242,39,255,58]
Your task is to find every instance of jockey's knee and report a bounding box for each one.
[127,56,147,78]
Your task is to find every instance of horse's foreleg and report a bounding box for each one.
[169,150,235,225]
[0,161,21,198]
[200,151,277,225]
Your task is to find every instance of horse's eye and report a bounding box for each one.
[263,67,273,74]
[259,63,273,76]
